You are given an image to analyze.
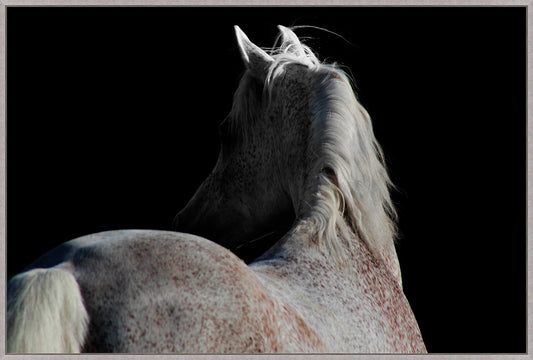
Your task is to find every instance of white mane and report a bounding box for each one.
[231,32,397,260]
[309,69,397,259]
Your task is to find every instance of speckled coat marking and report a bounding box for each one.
[7,26,426,354]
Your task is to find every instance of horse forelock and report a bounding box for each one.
[229,31,397,261]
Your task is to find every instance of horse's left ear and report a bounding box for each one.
[234,26,273,78]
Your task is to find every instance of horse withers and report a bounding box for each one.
[7,26,426,353]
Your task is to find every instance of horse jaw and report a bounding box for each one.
[174,171,295,264]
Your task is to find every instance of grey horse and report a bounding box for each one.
[7,26,425,353]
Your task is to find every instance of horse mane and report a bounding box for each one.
[229,30,397,260]
[309,69,398,260]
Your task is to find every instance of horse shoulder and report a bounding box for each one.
[356,246,426,353]
[251,246,424,353]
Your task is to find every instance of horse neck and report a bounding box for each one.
[256,208,401,285]
[282,73,401,285]
[256,182,403,287]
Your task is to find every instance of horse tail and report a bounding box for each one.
[7,267,89,353]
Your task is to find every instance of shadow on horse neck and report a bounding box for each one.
[175,25,401,283]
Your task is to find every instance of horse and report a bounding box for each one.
[6,25,426,353]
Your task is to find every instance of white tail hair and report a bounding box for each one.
[7,267,89,353]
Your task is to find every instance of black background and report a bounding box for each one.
[7,7,526,353]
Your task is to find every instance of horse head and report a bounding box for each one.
[175,26,397,267]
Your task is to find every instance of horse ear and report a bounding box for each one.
[277,25,304,55]
[234,26,273,78]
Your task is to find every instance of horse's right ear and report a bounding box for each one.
[234,26,273,78]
